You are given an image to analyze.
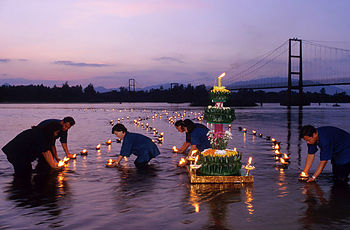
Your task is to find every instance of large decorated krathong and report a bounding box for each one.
[189,72,253,183]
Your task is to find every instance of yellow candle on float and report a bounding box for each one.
[218,72,226,87]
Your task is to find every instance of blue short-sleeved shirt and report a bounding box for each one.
[307,126,350,165]
[38,119,67,143]
[185,123,207,143]
[190,125,211,152]
[120,132,160,163]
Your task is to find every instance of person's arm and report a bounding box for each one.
[42,150,61,169]
[307,160,327,182]
[178,142,191,154]
[112,155,123,167]
[51,145,60,162]
[61,143,74,158]
[301,154,315,177]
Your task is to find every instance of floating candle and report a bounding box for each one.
[172,146,179,152]
[106,140,112,145]
[80,149,88,155]
[178,157,187,167]
[96,144,101,150]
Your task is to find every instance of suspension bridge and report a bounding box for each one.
[222,38,350,105]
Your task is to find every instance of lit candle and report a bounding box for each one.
[178,157,187,167]
[58,160,65,167]
[217,72,226,87]
[172,146,179,152]
[80,149,88,155]
[280,158,289,167]
[72,154,77,159]
[106,140,112,145]
[96,144,101,150]
[299,171,309,181]
[106,158,116,168]
[252,130,257,135]
[282,153,290,160]
[243,128,247,133]
[243,157,255,176]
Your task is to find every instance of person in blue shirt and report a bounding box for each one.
[2,121,64,178]
[173,120,209,154]
[110,124,160,168]
[300,125,350,183]
[37,117,75,161]
[183,119,211,154]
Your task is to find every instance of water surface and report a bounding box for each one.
[1,103,350,230]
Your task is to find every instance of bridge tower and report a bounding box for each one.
[286,38,307,105]
[129,78,135,92]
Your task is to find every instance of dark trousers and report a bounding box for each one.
[333,162,350,183]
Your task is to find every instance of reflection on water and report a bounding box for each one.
[4,171,70,228]
[300,182,350,229]
[188,183,252,230]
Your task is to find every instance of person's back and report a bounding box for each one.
[316,126,350,164]
[190,125,211,151]
[121,132,160,163]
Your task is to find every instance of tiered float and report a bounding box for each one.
[188,73,254,184]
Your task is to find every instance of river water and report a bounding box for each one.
[0,103,350,230]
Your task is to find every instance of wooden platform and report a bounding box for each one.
[187,167,254,184]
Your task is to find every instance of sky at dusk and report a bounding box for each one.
[1,0,349,89]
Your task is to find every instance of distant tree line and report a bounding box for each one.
[0,82,349,105]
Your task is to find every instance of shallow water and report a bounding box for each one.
[1,103,350,230]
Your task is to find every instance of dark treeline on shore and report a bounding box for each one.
[1,82,350,106]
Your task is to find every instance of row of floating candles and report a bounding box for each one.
[238,126,291,168]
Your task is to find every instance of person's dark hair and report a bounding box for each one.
[183,119,195,133]
[175,120,184,128]
[300,125,317,139]
[63,116,75,126]
[33,121,62,142]
[112,124,127,134]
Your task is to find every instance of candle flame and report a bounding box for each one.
[248,156,252,165]
[301,172,307,177]
[283,153,290,159]
[58,160,65,167]
[96,144,101,149]
[178,157,186,167]
[280,158,287,164]
[274,144,280,150]
[194,155,199,164]
[107,159,113,164]
[63,157,70,162]
[72,154,77,158]
[172,146,178,152]
[218,72,226,79]
[190,150,198,157]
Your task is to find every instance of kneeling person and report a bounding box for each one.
[111,124,160,168]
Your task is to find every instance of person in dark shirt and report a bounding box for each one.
[38,117,75,161]
[300,125,350,183]
[183,119,211,154]
[110,124,160,168]
[2,121,64,177]
[173,120,209,154]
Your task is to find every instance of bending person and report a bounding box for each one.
[174,120,209,154]
[111,124,160,168]
[183,119,211,154]
[2,121,64,177]
[300,125,350,183]
[37,116,75,161]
